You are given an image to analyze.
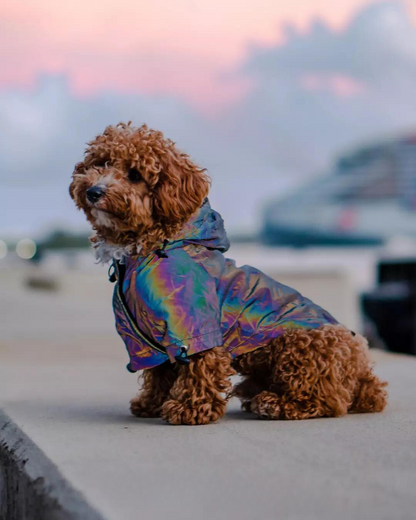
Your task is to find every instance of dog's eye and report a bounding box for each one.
[128,168,142,183]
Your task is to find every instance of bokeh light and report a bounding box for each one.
[16,238,37,260]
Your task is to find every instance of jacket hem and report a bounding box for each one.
[165,329,224,363]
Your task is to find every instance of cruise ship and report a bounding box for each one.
[262,135,416,246]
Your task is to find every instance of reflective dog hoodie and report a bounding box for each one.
[111,199,338,372]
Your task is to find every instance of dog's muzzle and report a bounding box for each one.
[86,186,105,203]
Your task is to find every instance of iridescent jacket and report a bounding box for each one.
[112,199,338,372]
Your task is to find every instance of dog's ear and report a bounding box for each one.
[69,162,85,200]
[69,181,76,200]
[153,151,210,224]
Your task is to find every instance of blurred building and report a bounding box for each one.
[263,134,416,246]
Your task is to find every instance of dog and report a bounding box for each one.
[70,122,388,425]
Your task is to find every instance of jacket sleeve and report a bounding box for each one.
[137,248,223,362]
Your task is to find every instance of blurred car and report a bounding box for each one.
[362,258,416,355]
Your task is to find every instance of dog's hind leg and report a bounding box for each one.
[233,326,387,420]
[232,339,327,420]
[130,362,178,418]
[253,326,359,420]
[250,391,332,420]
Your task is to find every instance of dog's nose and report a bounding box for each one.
[86,186,105,203]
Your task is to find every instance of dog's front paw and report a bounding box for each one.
[161,398,226,425]
[250,391,282,420]
[130,396,161,418]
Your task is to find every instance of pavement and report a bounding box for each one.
[1,266,416,520]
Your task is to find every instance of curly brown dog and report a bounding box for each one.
[70,122,387,425]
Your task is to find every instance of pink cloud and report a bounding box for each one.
[0,0,414,111]
[301,73,367,97]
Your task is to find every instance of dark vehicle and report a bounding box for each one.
[362,259,416,355]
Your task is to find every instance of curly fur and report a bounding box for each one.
[130,362,178,418]
[130,326,387,424]
[70,122,210,256]
[130,348,235,425]
[232,325,387,420]
[161,348,235,425]
[70,122,388,425]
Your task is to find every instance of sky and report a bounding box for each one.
[1,0,416,238]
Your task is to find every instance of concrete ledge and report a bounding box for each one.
[0,410,104,520]
[2,267,416,520]
[1,355,416,520]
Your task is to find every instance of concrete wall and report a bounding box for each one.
[0,411,104,520]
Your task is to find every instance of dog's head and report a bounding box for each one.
[70,123,210,253]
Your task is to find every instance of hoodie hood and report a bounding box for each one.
[166,198,230,253]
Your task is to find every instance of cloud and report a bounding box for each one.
[0,75,211,183]
[1,1,416,236]
[245,1,416,91]
[226,1,416,174]
[0,74,271,235]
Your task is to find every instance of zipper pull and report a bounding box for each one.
[155,239,169,259]
[108,262,117,283]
